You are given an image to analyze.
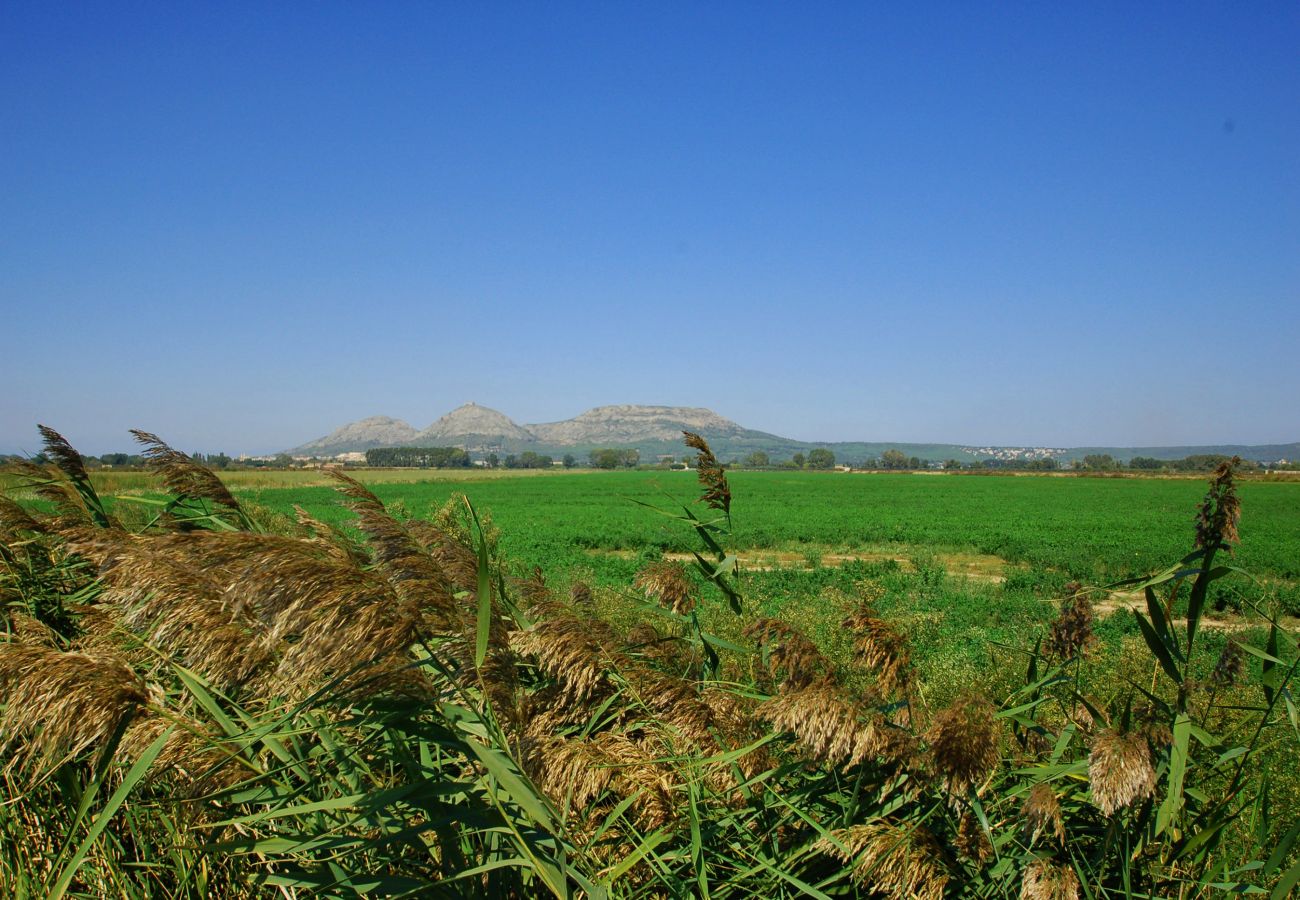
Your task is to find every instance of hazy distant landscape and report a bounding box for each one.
[286,401,1300,467]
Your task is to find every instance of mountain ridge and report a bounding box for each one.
[288,405,1299,464]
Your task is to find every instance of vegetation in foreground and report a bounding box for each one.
[1,426,1297,897]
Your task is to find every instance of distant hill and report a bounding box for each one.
[287,405,1298,465]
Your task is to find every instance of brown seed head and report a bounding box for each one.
[842,604,912,694]
[744,617,829,690]
[1046,589,1096,661]
[955,811,993,866]
[817,823,950,900]
[634,560,696,615]
[1088,728,1156,815]
[1195,457,1241,552]
[1023,783,1065,845]
[926,693,1001,795]
[1210,639,1245,688]
[683,432,731,515]
[1021,858,1080,900]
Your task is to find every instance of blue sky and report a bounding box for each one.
[2,3,1296,455]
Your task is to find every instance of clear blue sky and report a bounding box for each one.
[2,3,1296,455]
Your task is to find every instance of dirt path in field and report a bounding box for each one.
[586,546,1016,582]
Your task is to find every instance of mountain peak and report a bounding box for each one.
[416,403,534,444]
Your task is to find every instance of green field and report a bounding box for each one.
[206,469,1298,696]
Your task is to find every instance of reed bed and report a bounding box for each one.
[1,427,1296,898]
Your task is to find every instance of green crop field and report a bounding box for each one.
[201,470,1298,696]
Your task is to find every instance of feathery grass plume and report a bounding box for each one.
[131,430,250,526]
[1210,639,1245,688]
[0,643,147,770]
[512,610,623,708]
[37,425,114,529]
[1195,456,1241,552]
[842,603,912,695]
[1088,728,1156,815]
[65,530,275,689]
[955,811,993,866]
[526,733,618,814]
[406,519,481,594]
[1023,783,1066,845]
[744,617,829,690]
[1020,858,1080,900]
[759,678,911,768]
[515,566,556,616]
[120,712,240,794]
[1046,584,1096,662]
[10,459,91,528]
[926,693,1000,795]
[633,559,696,615]
[817,822,950,900]
[683,431,731,516]
[569,580,593,607]
[591,730,677,829]
[293,504,368,565]
[0,492,48,535]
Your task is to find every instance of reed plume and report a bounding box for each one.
[1020,858,1080,900]
[926,693,1000,795]
[1195,457,1241,552]
[0,642,147,771]
[634,560,696,615]
[842,603,912,694]
[818,822,950,900]
[759,679,911,768]
[1046,586,1096,661]
[131,430,248,524]
[1088,728,1156,815]
[744,618,828,690]
[683,432,730,516]
[1023,783,1065,844]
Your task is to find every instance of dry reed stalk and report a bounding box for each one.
[683,432,731,516]
[1088,728,1156,816]
[744,618,829,690]
[842,604,912,695]
[633,560,696,615]
[925,693,1000,795]
[818,822,950,900]
[1020,858,1081,900]
[0,642,147,771]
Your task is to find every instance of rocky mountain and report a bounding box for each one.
[527,405,756,446]
[290,404,771,456]
[290,416,418,455]
[288,406,1299,466]
[415,403,536,445]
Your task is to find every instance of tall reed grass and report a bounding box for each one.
[1,427,1296,897]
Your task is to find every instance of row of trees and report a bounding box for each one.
[364,447,471,468]
[589,448,641,469]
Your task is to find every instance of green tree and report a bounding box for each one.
[562,454,575,468]
[743,451,770,468]
[791,452,806,468]
[806,448,836,469]
[590,449,621,469]
[880,449,909,470]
